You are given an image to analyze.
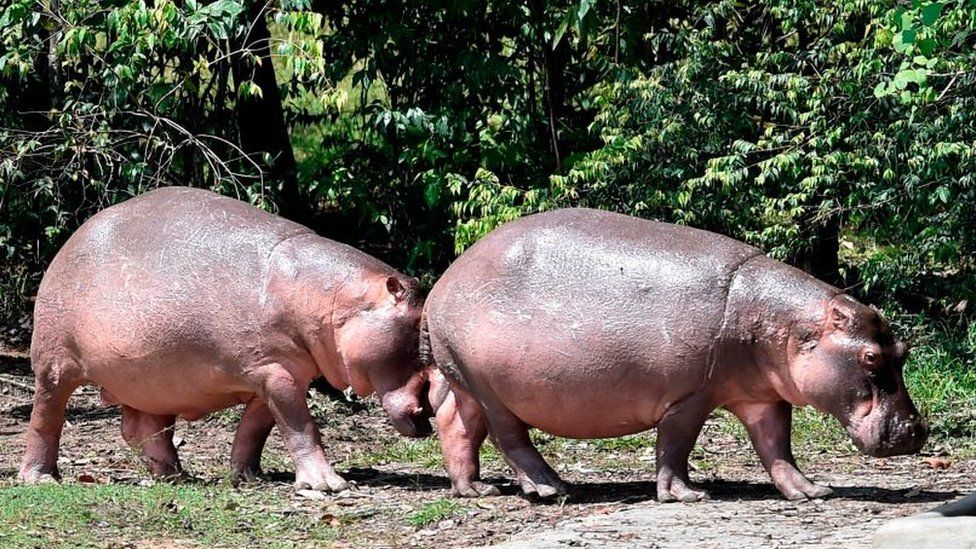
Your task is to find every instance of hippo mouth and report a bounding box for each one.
[383,384,435,438]
[391,411,434,438]
[844,407,928,457]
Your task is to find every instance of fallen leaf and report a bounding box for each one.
[317,512,341,526]
[923,456,951,469]
[76,474,96,483]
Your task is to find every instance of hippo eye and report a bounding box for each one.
[860,350,880,371]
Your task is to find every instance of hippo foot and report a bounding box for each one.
[518,474,568,499]
[658,478,709,503]
[154,470,193,484]
[294,468,350,493]
[783,483,833,501]
[232,465,263,484]
[18,469,60,485]
[453,481,501,498]
[146,462,183,480]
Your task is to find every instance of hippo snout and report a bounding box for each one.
[851,412,929,458]
[390,407,434,438]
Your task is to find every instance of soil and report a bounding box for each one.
[1,349,973,548]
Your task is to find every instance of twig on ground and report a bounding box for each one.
[0,373,35,393]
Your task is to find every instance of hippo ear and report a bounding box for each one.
[829,304,852,332]
[386,276,407,302]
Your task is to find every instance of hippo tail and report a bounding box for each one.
[418,308,434,367]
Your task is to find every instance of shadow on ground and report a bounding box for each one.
[254,468,961,506]
[5,401,120,423]
[0,354,31,376]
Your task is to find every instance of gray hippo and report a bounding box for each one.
[423,208,928,500]
[19,187,431,491]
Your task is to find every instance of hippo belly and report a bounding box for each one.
[89,354,256,420]
[453,306,716,439]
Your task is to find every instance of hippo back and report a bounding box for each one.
[32,187,378,367]
[429,208,763,356]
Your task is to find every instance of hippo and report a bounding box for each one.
[422,208,928,500]
[19,187,431,491]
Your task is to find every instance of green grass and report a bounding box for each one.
[904,328,976,455]
[406,498,461,528]
[0,483,333,548]
[343,436,444,469]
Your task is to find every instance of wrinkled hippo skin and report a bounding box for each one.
[423,208,928,500]
[19,187,431,490]
[873,492,976,548]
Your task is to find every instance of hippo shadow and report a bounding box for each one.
[260,467,457,492]
[0,355,31,376]
[281,470,959,506]
[551,479,961,506]
[4,402,120,423]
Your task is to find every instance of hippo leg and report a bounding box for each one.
[435,385,500,497]
[19,358,81,483]
[656,396,710,503]
[230,398,276,481]
[482,403,566,498]
[121,406,182,478]
[728,400,832,500]
[256,367,349,492]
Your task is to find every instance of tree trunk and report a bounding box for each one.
[231,2,305,221]
[529,0,562,172]
[794,216,842,287]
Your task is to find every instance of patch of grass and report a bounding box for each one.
[790,408,853,459]
[406,498,461,528]
[0,483,333,548]
[344,436,444,469]
[209,405,244,427]
[588,434,652,453]
[904,328,976,455]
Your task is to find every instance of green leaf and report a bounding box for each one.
[917,37,936,56]
[424,180,441,208]
[893,29,917,53]
[552,14,570,47]
[899,10,914,31]
[873,81,889,98]
[921,2,943,26]
[577,0,593,22]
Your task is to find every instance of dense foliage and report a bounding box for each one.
[1,0,974,347]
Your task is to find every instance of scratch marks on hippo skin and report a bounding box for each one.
[705,252,764,382]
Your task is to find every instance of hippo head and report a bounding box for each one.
[336,276,433,438]
[788,295,928,457]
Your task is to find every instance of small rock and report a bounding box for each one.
[297,489,327,501]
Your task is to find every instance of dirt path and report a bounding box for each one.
[1,351,972,547]
[492,463,974,548]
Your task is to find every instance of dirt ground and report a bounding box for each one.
[1,347,973,548]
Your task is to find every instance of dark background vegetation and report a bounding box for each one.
[1,0,974,439]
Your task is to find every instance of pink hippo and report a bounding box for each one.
[423,208,928,500]
[19,187,431,491]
